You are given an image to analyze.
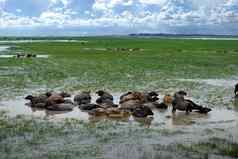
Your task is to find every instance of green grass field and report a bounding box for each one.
[0,37,238,159]
[1,37,238,99]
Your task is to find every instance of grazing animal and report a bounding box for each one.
[119,92,150,111]
[45,92,74,111]
[172,91,211,114]
[45,91,71,98]
[88,108,108,116]
[46,94,65,106]
[46,103,74,111]
[235,83,238,97]
[26,54,37,58]
[59,92,71,98]
[16,53,36,58]
[185,99,212,114]
[96,90,113,101]
[25,91,72,110]
[132,106,154,118]
[172,91,193,114]
[64,99,73,104]
[16,53,25,58]
[74,91,91,105]
[106,108,131,118]
[96,90,117,108]
[120,91,158,109]
[143,91,159,103]
[25,93,49,108]
[155,94,173,109]
[79,104,101,111]
[120,99,142,110]
[120,91,145,104]
[120,91,145,103]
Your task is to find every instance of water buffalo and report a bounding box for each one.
[132,106,154,118]
[172,91,211,114]
[96,90,117,108]
[74,91,91,105]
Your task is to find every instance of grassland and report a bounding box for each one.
[0,37,238,159]
[1,37,238,99]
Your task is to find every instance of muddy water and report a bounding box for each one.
[1,93,238,129]
[1,91,238,159]
[0,93,121,120]
[0,45,10,52]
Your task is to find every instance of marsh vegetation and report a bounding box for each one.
[0,37,238,159]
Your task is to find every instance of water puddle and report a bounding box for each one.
[0,54,49,58]
[0,93,121,121]
[82,48,145,52]
[82,48,107,51]
[0,93,238,130]
[0,46,10,52]
[0,66,27,76]
[177,78,238,87]
[0,40,88,44]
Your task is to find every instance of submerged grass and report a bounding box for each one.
[178,137,238,158]
[0,111,167,159]
[1,110,238,159]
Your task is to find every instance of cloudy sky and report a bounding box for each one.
[0,0,238,36]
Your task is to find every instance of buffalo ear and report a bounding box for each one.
[235,84,238,95]
[25,95,33,100]
[178,91,187,96]
[148,91,158,96]
[46,92,52,97]
[96,90,104,96]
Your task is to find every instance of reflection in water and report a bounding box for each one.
[170,112,209,126]
[89,115,107,122]
[234,97,238,111]
[0,54,49,58]
[133,116,154,128]
[89,115,131,123]
[0,46,10,52]
[0,93,238,129]
[45,110,73,117]
[28,106,45,113]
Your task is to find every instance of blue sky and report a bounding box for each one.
[0,0,238,36]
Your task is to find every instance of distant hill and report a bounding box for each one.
[129,33,238,38]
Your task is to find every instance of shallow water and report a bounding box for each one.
[0,54,49,58]
[1,93,238,129]
[0,45,10,52]
[0,93,121,120]
[2,92,238,156]
[177,78,238,87]
[0,40,87,44]
[82,48,107,51]
[1,83,238,158]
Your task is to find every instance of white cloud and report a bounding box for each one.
[93,0,133,11]
[0,0,238,34]
[139,0,167,5]
[16,9,22,13]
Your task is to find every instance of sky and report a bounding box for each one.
[0,0,238,36]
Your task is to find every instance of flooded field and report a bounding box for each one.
[0,54,49,58]
[0,38,238,159]
[0,46,10,52]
